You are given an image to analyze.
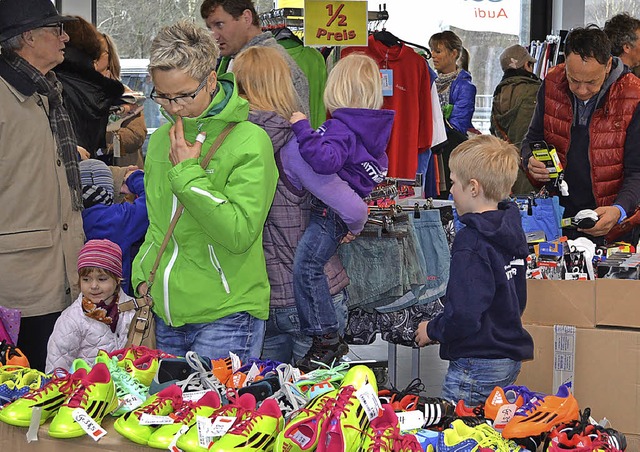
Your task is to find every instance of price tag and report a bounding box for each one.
[380,69,394,97]
[113,133,121,158]
[396,410,425,431]
[168,424,188,452]
[196,416,213,449]
[119,394,144,412]
[244,363,260,386]
[139,414,175,425]
[72,408,107,441]
[355,383,382,421]
[183,389,211,402]
[304,0,368,47]
[208,415,236,437]
[229,352,242,372]
[291,429,312,447]
[493,403,518,431]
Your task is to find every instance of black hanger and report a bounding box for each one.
[272,27,304,46]
[373,30,401,47]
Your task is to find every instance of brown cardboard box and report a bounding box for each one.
[517,324,640,435]
[523,280,596,328]
[595,279,640,329]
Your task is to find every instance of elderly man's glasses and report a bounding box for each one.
[150,77,209,106]
[41,23,64,37]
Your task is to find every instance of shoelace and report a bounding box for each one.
[181,352,227,399]
[169,400,198,422]
[66,378,93,408]
[270,363,308,420]
[113,366,148,399]
[514,394,544,416]
[331,385,357,421]
[135,394,180,418]
[296,361,349,390]
[23,369,77,400]
[474,424,521,452]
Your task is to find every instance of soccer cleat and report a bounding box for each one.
[124,354,159,387]
[395,432,424,452]
[0,341,30,367]
[146,390,221,449]
[113,384,183,445]
[176,392,257,452]
[317,365,378,452]
[48,363,118,438]
[94,355,149,417]
[546,407,627,452]
[0,367,51,406]
[484,385,542,424]
[273,389,338,452]
[421,397,457,428]
[502,384,579,439]
[211,356,235,385]
[209,398,284,452]
[266,363,309,421]
[436,419,481,451]
[296,334,349,373]
[360,404,400,451]
[0,368,83,427]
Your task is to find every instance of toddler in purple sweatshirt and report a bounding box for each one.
[290,53,395,371]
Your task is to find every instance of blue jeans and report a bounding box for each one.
[442,357,522,406]
[154,312,265,363]
[294,200,348,336]
[262,291,349,364]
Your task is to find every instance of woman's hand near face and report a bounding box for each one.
[168,117,205,166]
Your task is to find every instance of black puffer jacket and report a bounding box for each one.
[55,46,124,156]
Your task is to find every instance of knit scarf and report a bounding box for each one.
[3,51,83,211]
[435,69,461,109]
[82,291,120,333]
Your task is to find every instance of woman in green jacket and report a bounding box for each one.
[131,21,277,361]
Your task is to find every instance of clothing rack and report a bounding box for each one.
[529,34,562,79]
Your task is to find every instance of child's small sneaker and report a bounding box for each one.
[295,333,349,373]
[146,390,221,449]
[176,392,257,452]
[113,384,183,445]
[502,384,579,440]
[48,362,118,438]
[209,398,284,452]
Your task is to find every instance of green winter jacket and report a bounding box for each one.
[131,73,277,327]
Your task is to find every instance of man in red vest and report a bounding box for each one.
[522,25,640,243]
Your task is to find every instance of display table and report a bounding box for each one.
[0,417,148,452]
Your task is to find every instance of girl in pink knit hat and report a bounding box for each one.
[45,239,135,372]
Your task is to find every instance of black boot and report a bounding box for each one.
[295,333,349,372]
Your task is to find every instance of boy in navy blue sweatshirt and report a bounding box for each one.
[415,135,533,406]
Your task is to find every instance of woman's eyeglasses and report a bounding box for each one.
[41,23,65,37]
[150,77,209,106]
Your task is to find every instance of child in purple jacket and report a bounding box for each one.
[290,53,395,370]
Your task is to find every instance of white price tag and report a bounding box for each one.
[197,416,213,449]
[229,352,242,372]
[396,410,425,431]
[291,429,312,447]
[355,383,382,421]
[168,424,188,452]
[72,408,107,441]
[208,415,236,437]
[139,414,175,425]
[493,403,518,431]
[183,389,211,402]
[119,394,144,412]
[244,363,260,386]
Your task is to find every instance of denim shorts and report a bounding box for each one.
[262,291,348,364]
[442,357,522,406]
[154,312,265,363]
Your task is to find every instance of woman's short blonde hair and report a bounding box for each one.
[148,20,219,81]
[324,53,383,113]
[449,135,520,202]
[233,46,299,120]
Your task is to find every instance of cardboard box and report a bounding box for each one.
[518,324,640,435]
[595,279,640,329]
[523,280,596,328]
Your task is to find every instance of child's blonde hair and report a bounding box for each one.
[233,46,299,120]
[449,135,519,202]
[78,267,121,286]
[324,53,383,113]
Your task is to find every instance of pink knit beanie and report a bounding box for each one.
[77,239,123,278]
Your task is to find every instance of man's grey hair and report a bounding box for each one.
[148,20,219,81]
[0,35,25,52]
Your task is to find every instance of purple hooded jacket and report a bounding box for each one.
[291,108,395,197]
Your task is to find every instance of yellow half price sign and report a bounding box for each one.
[304,0,367,47]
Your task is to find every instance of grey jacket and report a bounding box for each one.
[220,32,310,116]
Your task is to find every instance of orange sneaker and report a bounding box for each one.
[0,341,29,367]
[501,384,579,439]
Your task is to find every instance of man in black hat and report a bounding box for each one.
[0,0,85,371]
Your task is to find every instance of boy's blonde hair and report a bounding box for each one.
[324,53,383,113]
[233,46,299,120]
[449,135,519,202]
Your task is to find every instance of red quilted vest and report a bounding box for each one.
[543,64,640,206]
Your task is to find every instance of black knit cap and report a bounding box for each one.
[0,0,77,41]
